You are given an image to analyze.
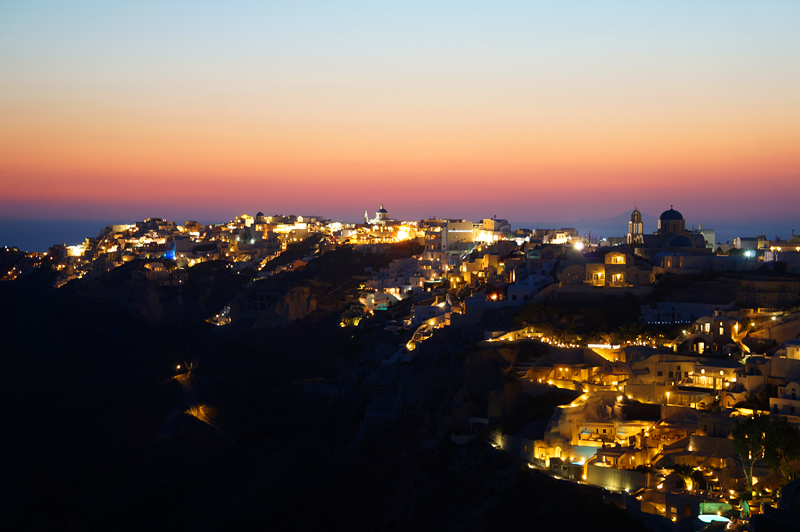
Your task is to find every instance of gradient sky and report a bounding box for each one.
[1,1,799,225]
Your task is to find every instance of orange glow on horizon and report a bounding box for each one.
[4,107,798,197]
[2,2,800,224]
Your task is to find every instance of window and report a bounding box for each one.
[657,371,663,377]
[677,365,681,371]
[669,371,674,379]
[792,406,796,415]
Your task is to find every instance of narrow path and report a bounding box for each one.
[176,374,235,441]
[112,375,234,509]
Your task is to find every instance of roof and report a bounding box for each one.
[596,446,629,457]
[533,347,609,368]
[654,251,690,257]
[694,358,744,370]
[660,207,684,221]
[667,235,693,248]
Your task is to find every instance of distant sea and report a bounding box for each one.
[0,220,115,252]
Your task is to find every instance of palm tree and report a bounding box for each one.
[669,463,697,491]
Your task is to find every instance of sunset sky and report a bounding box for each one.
[1,1,799,226]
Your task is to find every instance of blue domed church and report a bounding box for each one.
[634,206,710,258]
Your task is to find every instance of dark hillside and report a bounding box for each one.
[1,241,647,532]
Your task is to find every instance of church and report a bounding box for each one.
[364,205,396,226]
[627,206,710,258]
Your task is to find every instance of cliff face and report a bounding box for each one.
[279,285,317,323]
[1,239,649,532]
[252,286,317,328]
[71,259,250,324]
[140,286,169,322]
[736,279,800,308]
[231,244,424,329]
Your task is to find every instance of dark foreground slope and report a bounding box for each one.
[1,243,650,532]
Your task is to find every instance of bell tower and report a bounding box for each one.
[627,207,643,245]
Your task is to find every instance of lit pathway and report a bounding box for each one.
[113,374,235,508]
[176,373,235,442]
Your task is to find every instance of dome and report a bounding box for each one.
[660,206,683,221]
[377,205,388,214]
[256,211,265,218]
[667,235,693,248]
[631,209,642,223]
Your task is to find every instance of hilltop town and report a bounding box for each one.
[3,205,800,531]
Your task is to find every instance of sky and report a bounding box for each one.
[1,1,799,226]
